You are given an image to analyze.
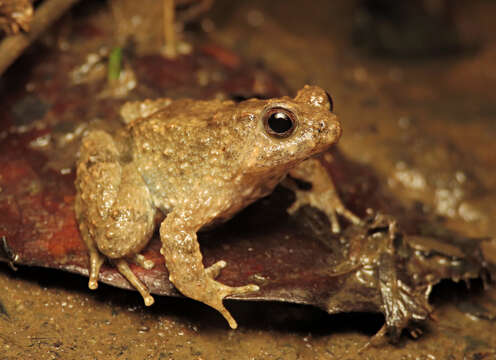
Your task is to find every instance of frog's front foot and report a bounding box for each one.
[170,260,259,329]
[160,213,260,328]
[287,187,362,233]
[204,262,260,329]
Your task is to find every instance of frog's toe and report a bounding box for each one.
[230,284,260,295]
[114,259,155,307]
[212,283,260,329]
[339,207,363,226]
[205,260,227,279]
[330,206,363,233]
[88,279,99,290]
[217,304,238,329]
[134,254,155,270]
[88,250,104,290]
[143,295,155,306]
[329,210,341,234]
[218,283,260,300]
[142,260,155,270]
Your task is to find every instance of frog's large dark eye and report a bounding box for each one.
[263,107,297,138]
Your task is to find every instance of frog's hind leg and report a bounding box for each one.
[98,162,158,306]
[76,130,157,306]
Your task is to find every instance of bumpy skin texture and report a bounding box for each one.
[75,85,357,328]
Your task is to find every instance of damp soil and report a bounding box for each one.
[1,1,496,359]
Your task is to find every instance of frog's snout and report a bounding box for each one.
[330,116,342,140]
[318,113,341,145]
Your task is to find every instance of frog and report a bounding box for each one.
[75,85,361,328]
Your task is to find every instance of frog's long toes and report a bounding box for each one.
[203,285,239,329]
[286,201,300,215]
[329,211,341,234]
[239,284,260,294]
[144,295,155,306]
[143,260,155,270]
[218,305,238,329]
[330,208,363,233]
[205,260,227,279]
[88,280,98,290]
[224,284,260,297]
[215,284,259,329]
[134,254,155,270]
[344,211,363,226]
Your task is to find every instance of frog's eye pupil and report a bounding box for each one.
[269,112,292,133]
[263,107,297,138]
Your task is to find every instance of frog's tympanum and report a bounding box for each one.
[75,85,360,328]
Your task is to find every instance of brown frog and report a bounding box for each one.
[75,85,360,328]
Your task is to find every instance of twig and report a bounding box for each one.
[163,0,176,58]
[178,0,213,23]
[0,0,80,76]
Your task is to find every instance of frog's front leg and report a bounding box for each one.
[159,209,259,329]
[285,157,362,233]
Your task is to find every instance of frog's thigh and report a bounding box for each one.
[99,164,156,306]
[96,163,156,259]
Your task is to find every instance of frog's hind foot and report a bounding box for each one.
[114,259,155,306]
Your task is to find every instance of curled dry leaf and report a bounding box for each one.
[0,0,33,34]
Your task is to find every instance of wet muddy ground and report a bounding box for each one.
[1,0,496,359]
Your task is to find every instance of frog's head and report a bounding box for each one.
[238,85,341,173]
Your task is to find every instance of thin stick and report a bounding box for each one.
[163,0,176,58]
[0,0,80,76]
[178,0,213,23]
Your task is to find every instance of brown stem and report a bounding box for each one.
[0,0,80,76]
[177,0,213,23]
[163,0,176,58]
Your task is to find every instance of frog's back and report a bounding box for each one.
[126,98,245,211]
[128,98,236,152]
